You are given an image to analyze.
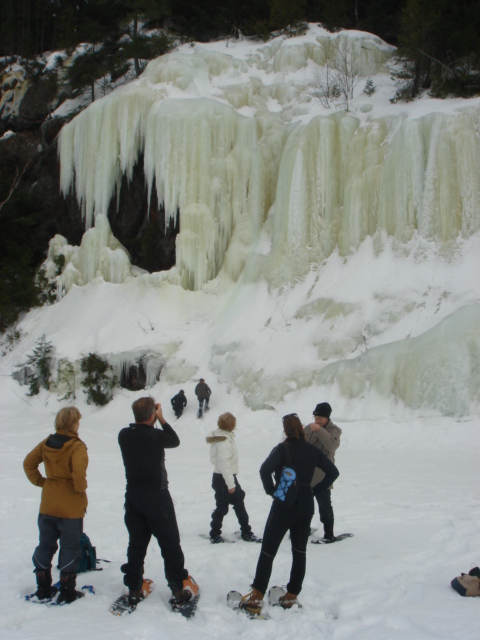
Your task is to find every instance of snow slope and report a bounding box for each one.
[0,378,479,640]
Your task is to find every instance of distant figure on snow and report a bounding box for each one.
[195,378,211,418]
[238,413,339,615]
[118,397,199,608]
[23,406,88,604]
[206,412,259,544]
[171,389,187,419]
[304,402,342,542]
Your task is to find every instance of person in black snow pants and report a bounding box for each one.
[195,378,211,418]
[239,413,339,615]
[118,397,199,607]
[171,390,187,419]
[206,412,259,544]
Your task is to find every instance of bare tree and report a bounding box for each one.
[313,39,360,112]
[312,39,340,109]
[335,40,360,111]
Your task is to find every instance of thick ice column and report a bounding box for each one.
[176,204,217,290]
[272,109,480,270]
[42,214,132,294]
[273,113,364,258]
[59,83,158,227]
[144,98,275,288]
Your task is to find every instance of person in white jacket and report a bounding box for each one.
[206,413,259,544]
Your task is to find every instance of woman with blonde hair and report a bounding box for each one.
[206,412,259,543]
[239,413,339,614]
[24,406,88,604]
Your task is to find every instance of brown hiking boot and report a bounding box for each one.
[128,578,154,605]
[278,591,299,609]
[169,575,199,605]
[239,588,264,615]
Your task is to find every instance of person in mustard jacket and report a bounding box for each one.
[24,406,88,603]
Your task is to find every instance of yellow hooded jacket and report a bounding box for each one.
[24,433,88,519]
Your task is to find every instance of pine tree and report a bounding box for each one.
[26,334,53,395]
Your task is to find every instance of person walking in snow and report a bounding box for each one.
[195,378,211,418]
[118,397,199,608]
[206,412,258,544]
[171,389,187,419]
[239,413,339,615]
[304,402,342,542]
[23,406,88,604]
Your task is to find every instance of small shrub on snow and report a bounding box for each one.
[80,353,117,406]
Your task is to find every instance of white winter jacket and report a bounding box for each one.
[206,428,239,490]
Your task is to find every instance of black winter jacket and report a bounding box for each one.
[118,422,179,491]
[260,439,339,502]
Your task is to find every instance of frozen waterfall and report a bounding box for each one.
[58,29,479,291]
[49,25,480,418]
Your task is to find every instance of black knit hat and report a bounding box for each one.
[313,402,332,418]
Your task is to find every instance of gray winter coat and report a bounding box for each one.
[304,419,341,489]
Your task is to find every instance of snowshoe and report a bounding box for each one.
[110,579,154,616]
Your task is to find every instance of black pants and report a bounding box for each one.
[252,499,312,596]
[171,401,185,418]
[210,473,251,537]
[33,514,83,577]
[197,397,209,412]
[122,489,188,593]
[313,488,334,538]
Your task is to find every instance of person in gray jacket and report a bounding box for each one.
[195,378,211,418]
[303,402,342,541]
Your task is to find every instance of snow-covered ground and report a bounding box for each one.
[0,375,479,640]
[1,22,479,639]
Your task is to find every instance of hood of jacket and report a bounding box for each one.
[206,427,235,445]
[43,434,81,464]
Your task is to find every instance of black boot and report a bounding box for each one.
[128,589,144,607]
[324,520,335,542]
[34,570,58,600]
[57,574,84,604]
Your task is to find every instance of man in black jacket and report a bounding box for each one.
[118,397,198,606]
[171,389,187,418]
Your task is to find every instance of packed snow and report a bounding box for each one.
[0,23,479,639]
[0,377,479,640]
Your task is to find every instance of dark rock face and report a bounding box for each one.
[1,63,179,328]
[120,361,147,391]
[107,155,179,273]
[1,119,178,271]
[0,121,85,246]
[0,75,57,135]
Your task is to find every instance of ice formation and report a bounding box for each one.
[44,26,480,417]
[58,28,480,292]
[43,214,132,296]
